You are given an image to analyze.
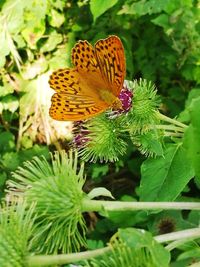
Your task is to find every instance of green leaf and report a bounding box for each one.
[0,172,7,187]
[1,95,19,113]
[90,0,118,22]
[0,84,14,97]
[179,88,200,123]
[151,14,169,28]
[183,97,200,181]
[119,0,171,15]
[91,164,109,179]
[88,187,114,199]
[48,9,65,28]
[21,0,47,49]
[119,228,170,267]
[0,132,15,152]
[40,31,63,53]
[1,152,20,171]
[139,144,194,201]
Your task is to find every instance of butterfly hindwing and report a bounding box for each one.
[50,93,108,121]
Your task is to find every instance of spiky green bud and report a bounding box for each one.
[8,151,87,254]
[127,79,160,134]
[78,114,127,162]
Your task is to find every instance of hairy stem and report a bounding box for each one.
[81,199,200,212]
[156,112,187,128]
[28,247,110,266]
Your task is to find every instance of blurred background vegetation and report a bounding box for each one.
[0,0,200,264]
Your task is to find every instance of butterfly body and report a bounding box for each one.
[49,35,126,121]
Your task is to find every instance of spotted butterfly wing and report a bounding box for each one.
[95,35,125,96]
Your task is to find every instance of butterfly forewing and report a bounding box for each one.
[72,40,99,72]
[95,35,126,96]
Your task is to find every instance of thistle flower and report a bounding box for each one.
[72,121,90,149]
[8,151,87,254]
[119,81,133,111]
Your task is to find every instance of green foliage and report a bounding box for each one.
[139,144,194,201]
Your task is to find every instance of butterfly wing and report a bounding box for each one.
[94,35,126,97]
[49,68,109,121]
[71,40,99,72]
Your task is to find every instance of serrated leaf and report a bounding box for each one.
[88,187,114,199]
[139,144,194,201]
[90,0,118,22]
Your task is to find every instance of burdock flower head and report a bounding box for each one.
[118,81,133,113]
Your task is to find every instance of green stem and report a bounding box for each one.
[156,112,188,129]
[81,199,200,212]
[155,124,185,133]
[27,227,200,266]
[155,227,200,244]
[163,131,183,137]
[28,247,110,266]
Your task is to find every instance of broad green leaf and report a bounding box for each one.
[90,0,118,22]
[183,97,200,181]
[139,144,194,201]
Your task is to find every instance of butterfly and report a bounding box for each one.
[49,35,126,121]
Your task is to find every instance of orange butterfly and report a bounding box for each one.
[49,35,126,121]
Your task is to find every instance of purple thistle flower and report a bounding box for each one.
[118,82,133,112]
[72,121,90,148]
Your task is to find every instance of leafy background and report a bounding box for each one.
[0,0,200,266]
